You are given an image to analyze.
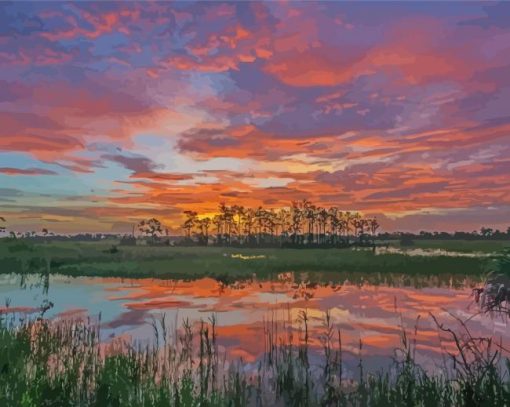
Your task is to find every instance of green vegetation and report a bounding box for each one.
[0,240,490,284]
[1,234,510,405]
[2,311,510,406]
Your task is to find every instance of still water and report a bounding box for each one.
[0,272,508,377]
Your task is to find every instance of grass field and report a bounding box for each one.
[0,239,503,283]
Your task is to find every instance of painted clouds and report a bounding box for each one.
[1,1,509,233]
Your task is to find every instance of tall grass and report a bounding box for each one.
[2,309,510,406]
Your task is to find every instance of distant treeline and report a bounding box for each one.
[380,228,510,242]
[178,200,379,248]
[178,202,510,247]
[0,232,123,241]
[1,209,509,246]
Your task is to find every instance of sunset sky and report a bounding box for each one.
[1,1,509,234]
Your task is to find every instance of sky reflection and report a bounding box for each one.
[0,273,507,376]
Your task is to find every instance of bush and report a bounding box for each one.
[400,237,415,247]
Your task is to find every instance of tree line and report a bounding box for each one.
[380,228,510,242]
[2,212,509,246]
[179,200,380,248]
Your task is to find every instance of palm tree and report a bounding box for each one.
[182,211,198,240]
[305,203,317,245]
[180,201,379,248]
[290,201,303,245]
[266,209,277,243]
[219,203,234,245]
[276,208,291,244]
[368,218,380,241]
[328,207,339,245]
[232,205,245,244]
[317,207,329,245]
[242,208,256,245]
[255,206,266,244]
[198,217,211,246]
[343,212,354,245]
[351,214,366,244]
[212,215,224,245]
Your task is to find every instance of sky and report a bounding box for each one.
[0,1,509,234]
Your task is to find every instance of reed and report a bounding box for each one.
[2,309,510,406]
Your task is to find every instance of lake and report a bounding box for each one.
[0,271,508,379]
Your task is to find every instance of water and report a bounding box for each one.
[375,246,496,258]
[1,272,509,378]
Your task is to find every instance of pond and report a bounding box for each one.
[1,272,509,379]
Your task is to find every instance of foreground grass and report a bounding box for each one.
[0,240,490,284]
[1,312,510,406]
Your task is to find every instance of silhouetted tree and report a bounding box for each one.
[197,217,211,245]
[138,218,163,242]
[368,218,380,243]
[242,208,256,244]
[182,211,198,240]
[212,214,223,245]
[219,203,234,245]
[480,227,493,238]
[180,201,381,248]
[232,205,245,244]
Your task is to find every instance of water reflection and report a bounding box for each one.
[375,246,496,258]
[0,272,506,377]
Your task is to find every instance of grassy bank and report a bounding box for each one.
[0,239,491,283]
[1,312,509,406]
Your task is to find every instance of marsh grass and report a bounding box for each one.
[0,241,488,287]
[2,308,510,407]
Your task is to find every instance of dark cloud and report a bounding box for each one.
[459,3,510,29]
[101,153,161,174]
[0,167,58,176]
[366,182,450,200]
